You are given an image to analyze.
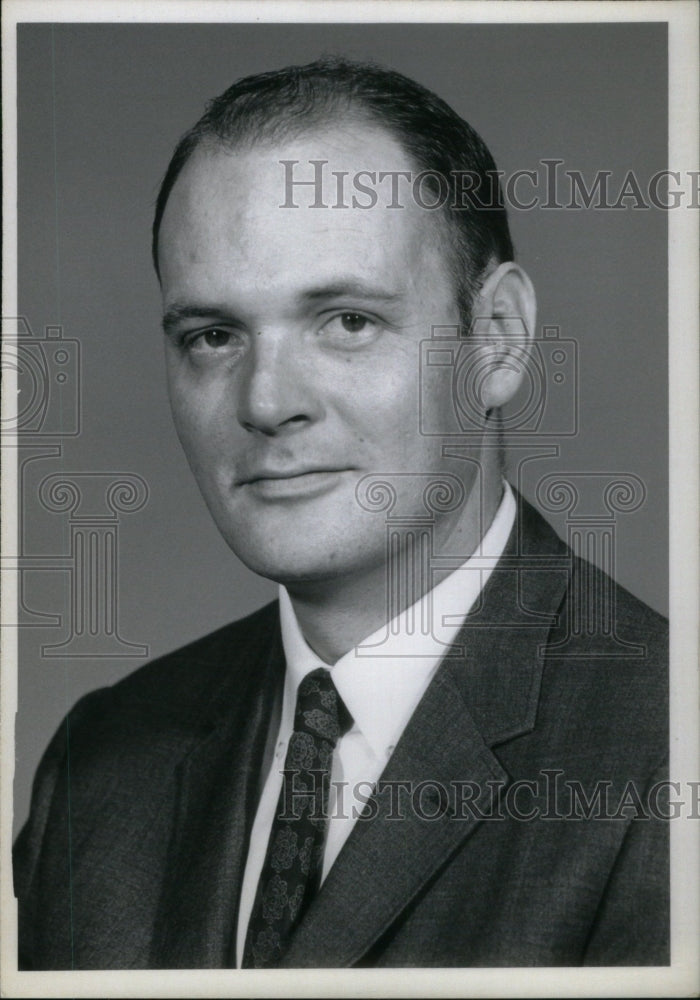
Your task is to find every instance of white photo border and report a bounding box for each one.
[2,2,698,997]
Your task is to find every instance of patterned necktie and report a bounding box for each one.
[242,667,352,968]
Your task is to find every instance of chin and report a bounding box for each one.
[230,551,345,587]
[220,527,380,588]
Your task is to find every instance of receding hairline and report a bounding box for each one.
[173,107,426,172]
[196,94,392,150]
[156,117,467,312]
[156,111,473,294]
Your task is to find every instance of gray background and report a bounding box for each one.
[14,22,668,835]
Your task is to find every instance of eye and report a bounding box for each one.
[179,326,245,365]
[201,328,232,348]
[338,313,368,333]
[320,312,379,344]
[184,327,239,352]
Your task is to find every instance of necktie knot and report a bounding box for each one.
[295,667,352,747]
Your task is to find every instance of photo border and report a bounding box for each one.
[2,1,698,996]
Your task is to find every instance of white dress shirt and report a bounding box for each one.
[235,482,516,965]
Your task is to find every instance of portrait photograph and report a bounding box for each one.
[1,1,698,997]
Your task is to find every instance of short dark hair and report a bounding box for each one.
[152,57,514,322]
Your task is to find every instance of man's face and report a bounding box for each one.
[158,123,479,587]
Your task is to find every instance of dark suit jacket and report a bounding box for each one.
[14,497,669,969]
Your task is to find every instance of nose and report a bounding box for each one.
[236,331,322,436]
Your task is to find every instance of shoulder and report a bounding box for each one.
[555,551,668,678]
[108,598,281,711]
[549,570,667,732]
[512,491,668,752]
[540,541,667,767]
[41,599,282,778]
[15,598,282,894]
[516,488,667,655]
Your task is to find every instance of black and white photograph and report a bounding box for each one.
[1,1,698,996]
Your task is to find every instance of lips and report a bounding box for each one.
[237,466,348,486]
[237,467,351,501]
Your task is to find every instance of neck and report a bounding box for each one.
[286,463,504,664]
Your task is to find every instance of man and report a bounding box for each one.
[14,58,668,969]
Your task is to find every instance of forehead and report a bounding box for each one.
[157,123,451,298]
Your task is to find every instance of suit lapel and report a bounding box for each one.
[280,497,572,967]
[279,664,508,967]
[150,616,285,968]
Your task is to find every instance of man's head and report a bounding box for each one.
[155,58,535,594]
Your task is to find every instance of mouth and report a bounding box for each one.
[237,467,352,499]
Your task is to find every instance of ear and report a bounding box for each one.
[470,261,537,410]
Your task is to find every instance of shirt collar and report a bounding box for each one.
[279,482,516,762]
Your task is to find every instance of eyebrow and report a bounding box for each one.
[299,281,403,304]
[161,304,236,334]
[162,282,404,333]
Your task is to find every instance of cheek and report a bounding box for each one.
[421,378,457,434]
[339,354,422,440]
[167,360,228,432]
[167,381,225,473]
[168,382,201,444]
